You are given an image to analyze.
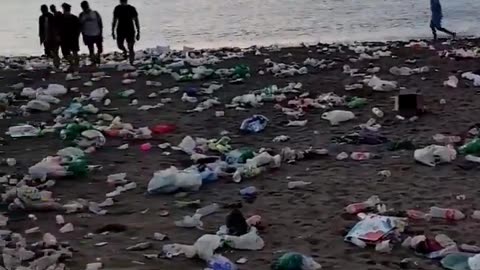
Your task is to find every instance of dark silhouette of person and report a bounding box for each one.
[59,3,81,69]
[112,0,140,65]
[79,1,103,64]
[430,0,456,40]
[39,4,60,68]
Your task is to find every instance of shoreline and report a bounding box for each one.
[1,34,478,59]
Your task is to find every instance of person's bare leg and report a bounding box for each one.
[87,44,95,64]
[96,41,103,64]
[74,51,80,67]
[127,41,135,65]
[52,50,60,69]
[117,39,127,58]
[431,25,438,40]
[437,27,456,38]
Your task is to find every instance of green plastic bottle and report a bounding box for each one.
[233,65,250,78]
[272,252,321,270]
[60,123,92,141]
[66,158,88,177]
[459,138,480,154]
[347,97,368,109]
[226,149,255,164]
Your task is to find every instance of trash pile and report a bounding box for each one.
[344,194,480,270]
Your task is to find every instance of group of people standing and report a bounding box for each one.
[39,0,140,69]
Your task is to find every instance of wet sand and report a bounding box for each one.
[2,38,480,269]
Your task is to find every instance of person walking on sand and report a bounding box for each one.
[112,0,140,65]
[59,3,81,69]
[39,4,60,68]
[79,1,103,64]
[430,0,456,40]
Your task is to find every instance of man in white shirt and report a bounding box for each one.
[79,1,103,64]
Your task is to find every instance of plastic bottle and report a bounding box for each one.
[151,124,175,134]
[272,252,322,270]
[288,181,312,189]
[60,123,92,141]
[174,214,203,228]
[66,158,88,177]
[433,134,462,144]
[226,149,255,164]
[347,97,368,109]
[345,195,380,214]
[240,186,257,196]
[140,143,152,152]
[350,152,375,161]
[118,89,136,98]
[466,155,480,163]
[232,64,250,79]
[429,207,465,220]
[459,138,480,155]
[406,209,431,220]
[8,125,41,138]
[372,107,384,118]
[196,203,219,217]
[471,210,480,220]
[200,168,218,184]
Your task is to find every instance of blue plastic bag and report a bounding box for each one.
[240,115,269,133]
[207,255,237,270]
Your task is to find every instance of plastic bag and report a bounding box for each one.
[29,156,67,180]
[26,100,50,111]
[365,76,397,91]
[41,84,67,96]
[321,110,355,125]
[147,166,202,194]
[179,136,196,154]
[89,87,109,102]
[240,115,269,133]
[224,227,264,250]
[414,145,457,167]
[207,255,237,270]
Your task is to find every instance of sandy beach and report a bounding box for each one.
[1,38,480,270]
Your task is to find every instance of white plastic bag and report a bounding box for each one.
[147,166,202,194]
[178,136,196,154]
[321,110,355,125]
[365,76,397,92]
[444,75,459,88]
[26,100,50,111]
[414,145,457,167]
[89,87,109,102]
[224,227,265,250]
[45,84,67,96]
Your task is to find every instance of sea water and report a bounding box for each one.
[2,0,480,55]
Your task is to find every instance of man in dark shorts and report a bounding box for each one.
[112,0,140,65]
[39,5,60,68]
[60,3,81,69]
[79,1,103,64]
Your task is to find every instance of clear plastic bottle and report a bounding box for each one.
[195,203,219,217]
[8,125,40,138]
[372,107,384,118]
[471,210,480,220]
[350,152,375,161]
[429,206,465,220]
[406,209,431,220]
[345,195,380,214]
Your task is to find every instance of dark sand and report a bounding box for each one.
[2,38,480,270]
